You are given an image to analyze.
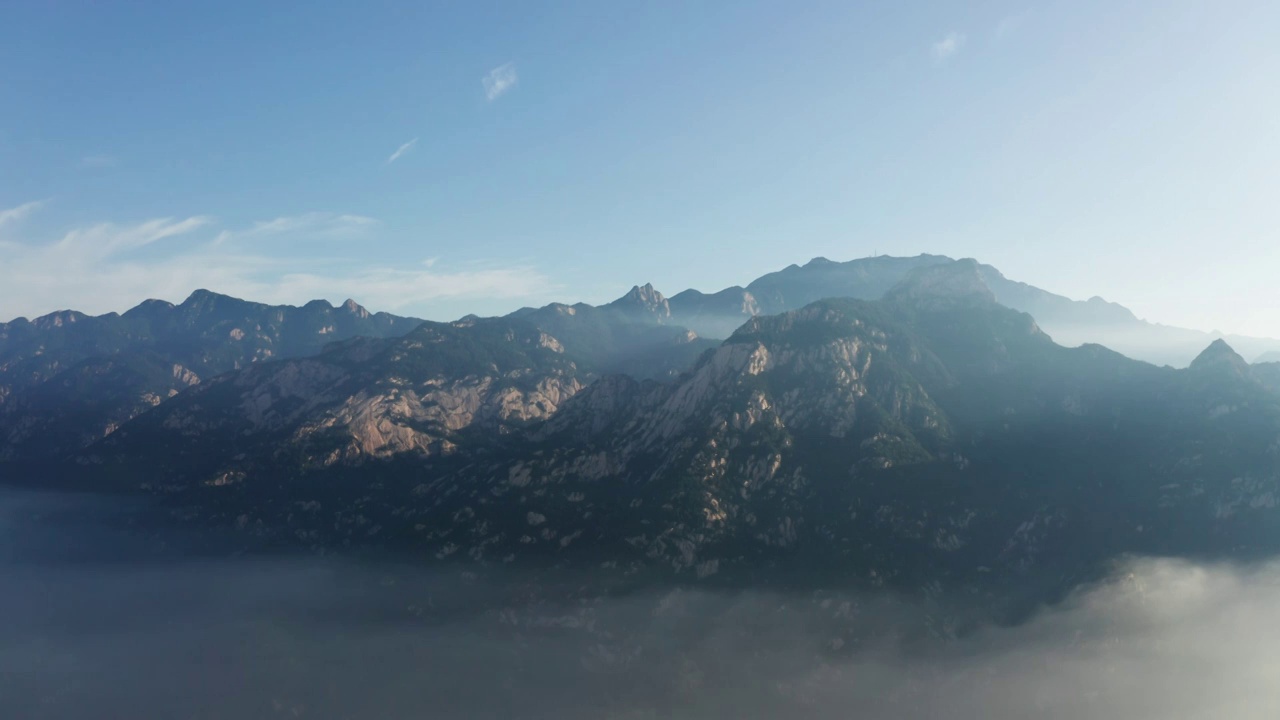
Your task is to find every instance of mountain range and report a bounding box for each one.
[0,291,421,460]
[4,255,1280,607]
[666,254,1280,366]
[6,253,1275,464]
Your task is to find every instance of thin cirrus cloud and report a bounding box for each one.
[482,63,518,101]
[932,31,966,61]
[386,138,418,165]
[0,200,47,230]
[211,212,378,246]
[0,202,551,321]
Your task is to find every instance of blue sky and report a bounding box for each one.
[2,1,1279,335]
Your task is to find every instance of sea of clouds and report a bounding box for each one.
[1,489,1277,719]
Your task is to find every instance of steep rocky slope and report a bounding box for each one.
[94,316,584,486]
[389,261,1263,581]
[0,291,423,459]
[85,262,1280,603]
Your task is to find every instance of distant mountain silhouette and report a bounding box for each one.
[660,255,1280,368]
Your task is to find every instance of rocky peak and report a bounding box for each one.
[181,289,220,305]
[607,283,671,320]
[1189,339,1250,377]
[341,299,370,319]
[122,298,177,321]
[178,289,245,316]
[885,259,997,310]
[31,310,88,330]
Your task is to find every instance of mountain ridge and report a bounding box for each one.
[8,254,1280,462]
[8,254,1280,370]
[59,268,1280,605]
[657,254,1280,366]
[0,290,426,460]
[6,256,1280,609]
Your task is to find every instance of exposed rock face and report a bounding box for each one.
[0,354,207,460]
[298,372,583,461]
[341,298,370,319]
[2,280,721,463]
[400,294,963,574]
[0,290,424,458]
[141,277,1277,595]
[12,255,1280,607]
[98,316,586,478]
[16,252,1280,466]
[606,283,671,321]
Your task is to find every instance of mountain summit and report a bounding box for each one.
[885,259,998,309]
[606,283,672,320]
[1189,338,1251,376]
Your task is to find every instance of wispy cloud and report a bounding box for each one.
[59,216,215,256]
[386,138,418,165]
[0,211,550,320]
[0,200,47,230]
[482,63,518,101]
[932,31,966,62]
[212,212,378,246]
[81,154,118,168]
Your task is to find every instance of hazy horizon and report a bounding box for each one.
[0,252,1273,346]
[4,1,1280,335]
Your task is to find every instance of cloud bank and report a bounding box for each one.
[1,487,1278,720]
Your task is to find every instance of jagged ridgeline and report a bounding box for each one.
[0,283,715,464]
[9,253,1280,464]
[5,256,1280,601]
[0,291,421,460]
[6,261,1268,598]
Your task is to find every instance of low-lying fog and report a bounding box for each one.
[2,488,1277,719]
